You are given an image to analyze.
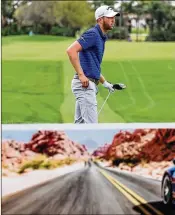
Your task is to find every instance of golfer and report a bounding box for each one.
[66,5,120,123]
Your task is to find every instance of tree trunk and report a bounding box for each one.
[136,17,140,42]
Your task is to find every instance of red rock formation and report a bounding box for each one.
[2,139,37,173]
[142,129,175,161]
[92,129,175,179]
[2,130,89,175]
[92,143,110,158]
[105,129,155,160]
[26,130,89,158]
[104,129,175,162]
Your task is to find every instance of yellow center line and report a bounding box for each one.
[106,172,163,215]
[99,169,164,215]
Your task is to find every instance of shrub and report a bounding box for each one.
[33,24,45,34]
[107,27,128,40]
[140,158,149,167]
[146,26,175,42]
[2,27,10,36]
[18,155,77,174]
[2,25,31,36]
[50,26,76,37]
[112,157,140,167]
[146,29,166,41]
[18,154,48,173]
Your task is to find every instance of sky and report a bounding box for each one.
[2,128,133,152]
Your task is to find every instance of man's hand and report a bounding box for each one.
[79,74,89,88]
[102,81,115,92]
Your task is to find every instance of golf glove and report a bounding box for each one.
[102,81,115,92]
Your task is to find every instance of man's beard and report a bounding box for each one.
[103,21,114,31]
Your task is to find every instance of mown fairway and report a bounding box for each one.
[2,35,175,123]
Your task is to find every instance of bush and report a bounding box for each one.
[18,155,77,174]
[112,158,140,166]
[146,29,166,41]
[140,158,149,167]
[33,24,45,34]
[107,27,128,40]
[21,26,31,35]
[18,155,47,173]
[50,26,77,37]
[166,23,175,41]
[146,26,175,42]
[1,24,31,36]
[2,27,10,36]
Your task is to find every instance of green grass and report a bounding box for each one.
[2,35,175,123]
[2,60,64,123]
[2,35,71,46]
[130,33,147,41]
[131,28,149,34]
[99,60,175,122]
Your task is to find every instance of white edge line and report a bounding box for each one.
[2,123,175,130]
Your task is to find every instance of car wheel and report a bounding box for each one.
[162,175,172,205]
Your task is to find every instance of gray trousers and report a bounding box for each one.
[71,76,98,123]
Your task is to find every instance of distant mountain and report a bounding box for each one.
[78,138,100,153]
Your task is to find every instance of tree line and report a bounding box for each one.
[2,0,175,41]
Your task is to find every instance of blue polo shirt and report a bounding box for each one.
[77,24,107,80]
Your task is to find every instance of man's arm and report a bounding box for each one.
[99,74,105,84]
[66,41,89,88]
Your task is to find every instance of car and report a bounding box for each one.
[161,159,175,205]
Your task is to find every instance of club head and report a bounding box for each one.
[113,83,126,90]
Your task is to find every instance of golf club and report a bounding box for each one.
[98,83,126,116]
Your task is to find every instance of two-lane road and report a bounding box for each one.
[2,162,174,215]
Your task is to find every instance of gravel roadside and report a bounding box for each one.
[2,162,85,197]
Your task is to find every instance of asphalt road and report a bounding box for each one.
[2,162,175,215]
